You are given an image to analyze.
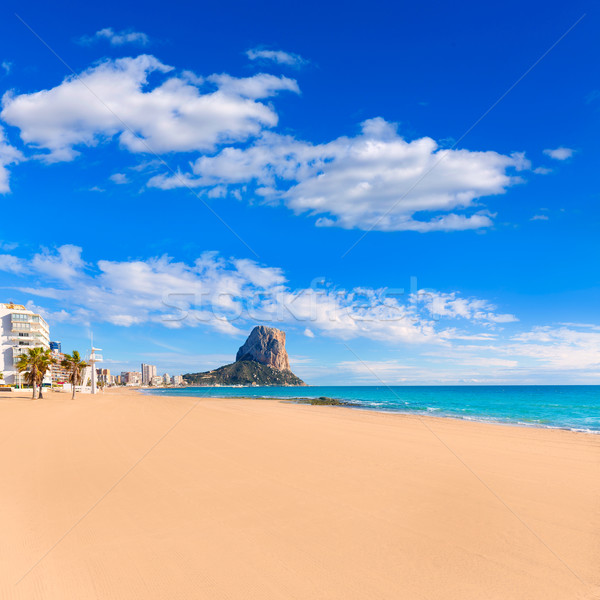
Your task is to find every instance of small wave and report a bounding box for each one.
[143,388,600,433]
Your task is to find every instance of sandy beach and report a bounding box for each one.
[1,388,598,600]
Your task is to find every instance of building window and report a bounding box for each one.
[12,313,29,322]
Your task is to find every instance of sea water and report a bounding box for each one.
[144,385,600,433]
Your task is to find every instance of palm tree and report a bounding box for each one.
[15,347,53,399]
[36,349,56,400]
[61,351,87,400]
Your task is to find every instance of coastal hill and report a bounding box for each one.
[183,326,306,386]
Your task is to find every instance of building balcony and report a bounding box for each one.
[10,314,49,332]
[9,333,48,341]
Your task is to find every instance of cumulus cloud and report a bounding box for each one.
[0,126,23,193]
[151,119,527,232]
[109,172,129,184]
[1,245,519,345]
[207,73,299,98]
[79,27,150,46]
[543,147,574,160]
[417,290,518,324]
[0,254,29,274]
[1,55,299,162]
[505,326,600,370]
[246,48,307,67]
[30,244,85,281]
[0,53,529,232]
[5,245,600,379]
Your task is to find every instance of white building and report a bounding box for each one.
[0,303,51,386]
[173,375,184,386]
[150,375,163,386]
[121,371,142,386]
[141,363,157,385]
[163,373,171,385]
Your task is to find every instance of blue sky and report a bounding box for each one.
[1,0,599,383]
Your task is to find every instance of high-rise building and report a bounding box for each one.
[150,375,164,386]
[172,375,184,386]
[97,368,113,385]
[163,373,171,385]
[50,350,70,385]
[50,341,61,352]
[0,303,51,385]
[141,363,157,385]
[121,371,142,386]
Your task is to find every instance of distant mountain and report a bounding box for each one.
[183,326,306,387]
[183,360,305,386]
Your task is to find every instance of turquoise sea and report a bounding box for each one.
[145,385,600,433]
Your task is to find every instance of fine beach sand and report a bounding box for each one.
[1,388,599,599]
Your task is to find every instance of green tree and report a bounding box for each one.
[61,351,87,400]
[15,347,53,399]
[35,349,56,400]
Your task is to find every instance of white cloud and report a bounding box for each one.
[505,326,600,370]
[0,53,529,232]
[1,55,299,162]
[417,290,518,325]
[4,245,600,380]
[337,359,413,381]
[0,254,29,274]
[246,48,307,67]
[424,349,517,368]
[0,241,18,251]
[1,61,12,75]
[543,147,574,160]
[109,172,129,184]
[80,28,149,47]
[0,126,23,193]
[530,214,549,221]
[207,73,299,98]
[31,245,85,281]
[2,245,518,347]
[150,119,527,231]
[335,356,520,385]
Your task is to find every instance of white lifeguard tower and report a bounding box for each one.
[88,346,103,394]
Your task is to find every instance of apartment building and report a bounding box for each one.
[150,375,164,386]
[141,363,157,385]
[0,303,51,385]
[50,350,70,385]
[97,368,113,385]
[121,371,142,386]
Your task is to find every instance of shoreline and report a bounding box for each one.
[3,388,598,599]
[140,386,600,435]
